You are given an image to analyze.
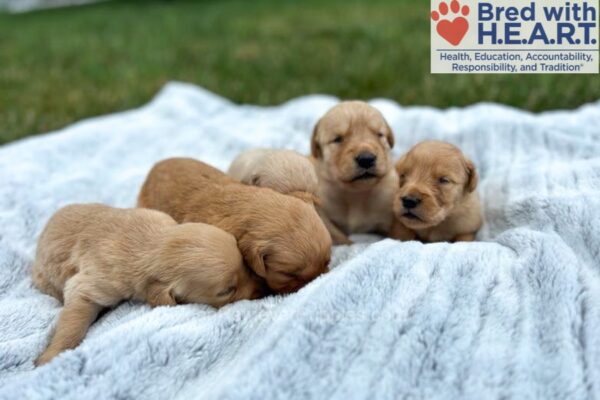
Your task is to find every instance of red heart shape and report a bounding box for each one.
[436,17,469,46]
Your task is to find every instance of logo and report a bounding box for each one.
[431,0,599,74]
[431,0,471,46]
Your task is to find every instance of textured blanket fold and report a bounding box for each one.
[0,82,599,399]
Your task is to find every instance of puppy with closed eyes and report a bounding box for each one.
[33,204,261,365]
[138,158,332,294]
[311,101,402,244]
[393,140,482,242]
[228,148,319,203]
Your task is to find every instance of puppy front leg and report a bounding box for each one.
[453,232,476,242]
[36,285,102,366]
[316,207,352,245]
[388,219,417,241]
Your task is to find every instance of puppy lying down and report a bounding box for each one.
[393,140,482,242]
[138,158,332,294]
[33,204,260,366]
[228,148,318,202]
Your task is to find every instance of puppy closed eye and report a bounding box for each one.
[377,132,385,138]
[331,135,344,144]
[398,173,406,186]
[438,177,451,184]
[280,271,297,279]
[217,286,236,297]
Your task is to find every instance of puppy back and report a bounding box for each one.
[138,158,230,222]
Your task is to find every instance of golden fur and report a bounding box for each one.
[393,140,482,242]
[138,158,332,294]
[32,204,260,365]
[310,101,400,244]
[228,148,319,200]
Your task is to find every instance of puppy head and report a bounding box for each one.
[238,195,332,293]
[245,149,319,196]
[393,141,478,230]
[160,223,264,308]
[311,101,395,191]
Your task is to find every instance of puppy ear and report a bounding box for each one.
[311,120,322,159]
[394,154,406,173]
[289,191,321,206]
[250,174,261,186]
[238,237,267,278]
[465,159,478,192]
[385,122,395,149]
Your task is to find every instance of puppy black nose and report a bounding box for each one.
[355,152,377,169]
[402,196,421,209]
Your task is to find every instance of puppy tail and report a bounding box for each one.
[288,191,321,207]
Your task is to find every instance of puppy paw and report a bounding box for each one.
[332,234,353,245]
[146,284,177,307]
[452,232,476,242]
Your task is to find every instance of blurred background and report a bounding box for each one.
[1,0,599,145]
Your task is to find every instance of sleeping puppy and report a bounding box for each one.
[311,101,399,244]
[392,140,482,242]
[138,158,332,294]
[33,204,261,366]
[227,148,318,203]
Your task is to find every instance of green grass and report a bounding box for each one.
[1,0,599,144]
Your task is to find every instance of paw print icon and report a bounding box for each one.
[431,0,470,46]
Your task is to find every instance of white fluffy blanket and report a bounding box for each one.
[0,82,599,399]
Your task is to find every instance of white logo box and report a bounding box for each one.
[431,0,599,74]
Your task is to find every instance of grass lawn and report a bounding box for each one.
[1,0,599,144]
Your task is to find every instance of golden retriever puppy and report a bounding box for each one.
[393,140,482,242]
[138,158,331,294]
[33,204,261,366]
[228,149,318,202]
[311,101,399,244]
